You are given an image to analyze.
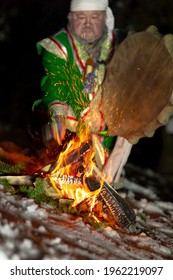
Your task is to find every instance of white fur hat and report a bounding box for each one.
[70,0,109,11]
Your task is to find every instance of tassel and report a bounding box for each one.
[83,57,96,100]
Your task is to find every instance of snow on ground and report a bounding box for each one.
[0,164,173,260]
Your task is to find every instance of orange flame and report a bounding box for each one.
[48,126,102,210]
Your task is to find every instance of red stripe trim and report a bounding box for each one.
[99,111,104,131]
[81,107,91,119]
[65,28,85,72]
[49,101,68,110]
[104,149,108,164]
[67,116,77,121]
[49,36,68,59]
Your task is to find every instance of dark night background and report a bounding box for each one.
[0,0,173,176]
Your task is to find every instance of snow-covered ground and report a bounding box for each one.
[0,163,173,260]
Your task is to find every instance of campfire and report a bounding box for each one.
[0,124,136,231]
[46,127,102,210]
[37,123,135,230]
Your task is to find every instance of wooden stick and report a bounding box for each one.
[0,175,33,185]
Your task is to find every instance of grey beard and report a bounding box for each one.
[67,24,108,54]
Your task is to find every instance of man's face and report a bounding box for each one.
[70,11,106,43]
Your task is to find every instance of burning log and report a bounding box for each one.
[100,183,135,229]
[85,174,135,229]
[58,142,90,169]
[91,165,136,229]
